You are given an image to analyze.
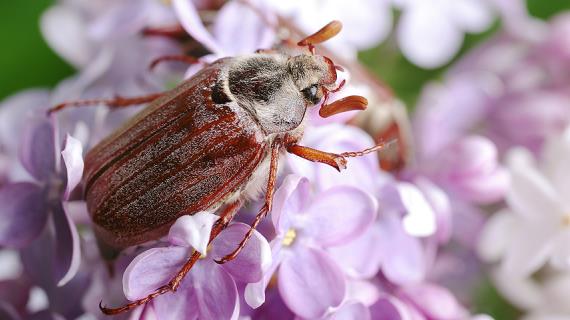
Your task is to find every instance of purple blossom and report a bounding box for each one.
[417,135,509,205]
[125,212,271,320]
[414,13,570,155]
[0,116,84,287]
[370,281,470,320]
[245,175,378,319]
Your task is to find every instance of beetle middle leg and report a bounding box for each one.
[99,199,244,315]
[47,92,165,114]
[216,139,281,264]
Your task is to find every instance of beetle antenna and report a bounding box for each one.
[319,95,368,118]
[297,20,342,49]
[340,139,397,158]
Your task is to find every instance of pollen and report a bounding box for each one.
[282,229,297,246]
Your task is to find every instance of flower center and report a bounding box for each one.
[282,229,297,246]
[562,215,570,227]
[198,244,213,259]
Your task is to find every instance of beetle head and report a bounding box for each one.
[287,54,338,105]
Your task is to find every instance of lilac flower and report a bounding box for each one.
[124,212,271,320]
[0,116,84,287]
[266,0,392,60]
[417,135,509,205]
[414,13,570,155]
[479,127,570,277]
[173,0,276,79]
[370,281,471,320]
[19,228,91,319]
[245,175,377,319]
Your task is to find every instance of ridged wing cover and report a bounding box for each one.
[84,61,266,248]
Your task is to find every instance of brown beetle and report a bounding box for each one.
[50,21,388,315]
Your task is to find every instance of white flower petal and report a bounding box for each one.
[398,183,436,237]
[477,210,519,263]
[501,221,556,277]
[40,5,93,68]
[447,0,494,33]
[506,148,564,219]
[167,212,219,255]
[397,2,463,68]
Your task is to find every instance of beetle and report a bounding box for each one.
[50,20,388,315]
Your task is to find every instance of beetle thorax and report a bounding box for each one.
[222,53,335,136]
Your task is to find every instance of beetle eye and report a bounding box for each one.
[302,84,320,104]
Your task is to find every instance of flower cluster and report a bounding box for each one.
[1,0,569,319]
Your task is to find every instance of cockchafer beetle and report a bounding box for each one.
[50,20,390,315]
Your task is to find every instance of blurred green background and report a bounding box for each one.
[1,0,569,105]
[0,0,569,319]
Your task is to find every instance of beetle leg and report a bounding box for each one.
[149,55,201,70]
[286,144,347,171]
[99,200,243,315]
[286,140,395,171]
[215,140,281,264]
[47,92,164,114]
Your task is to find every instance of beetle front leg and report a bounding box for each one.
[216,140,281,264]
[286,140,394,171]
[47,92,165,114]
[286,144,347,171]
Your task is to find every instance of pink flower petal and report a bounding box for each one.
[378,213,426,285]
[210,223,271,283]
[327,222,383,279]
[271,175,311,234]
[123,247,187,300]
[61,134,84,200]
[400,284,468,320]
[326,301,370,320]
[192,261,240,320]
[54,202,82,286]
[172,0,223,55]
[305,186,378,247]
[0,183,47,248]
[212,0,276,55]
[19,118,56,182]
[152,281,199,320]
[278,247,345,319]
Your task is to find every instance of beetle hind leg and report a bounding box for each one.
[47,92,165,115]
[99,200,244,315]
[148,55,202,70]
